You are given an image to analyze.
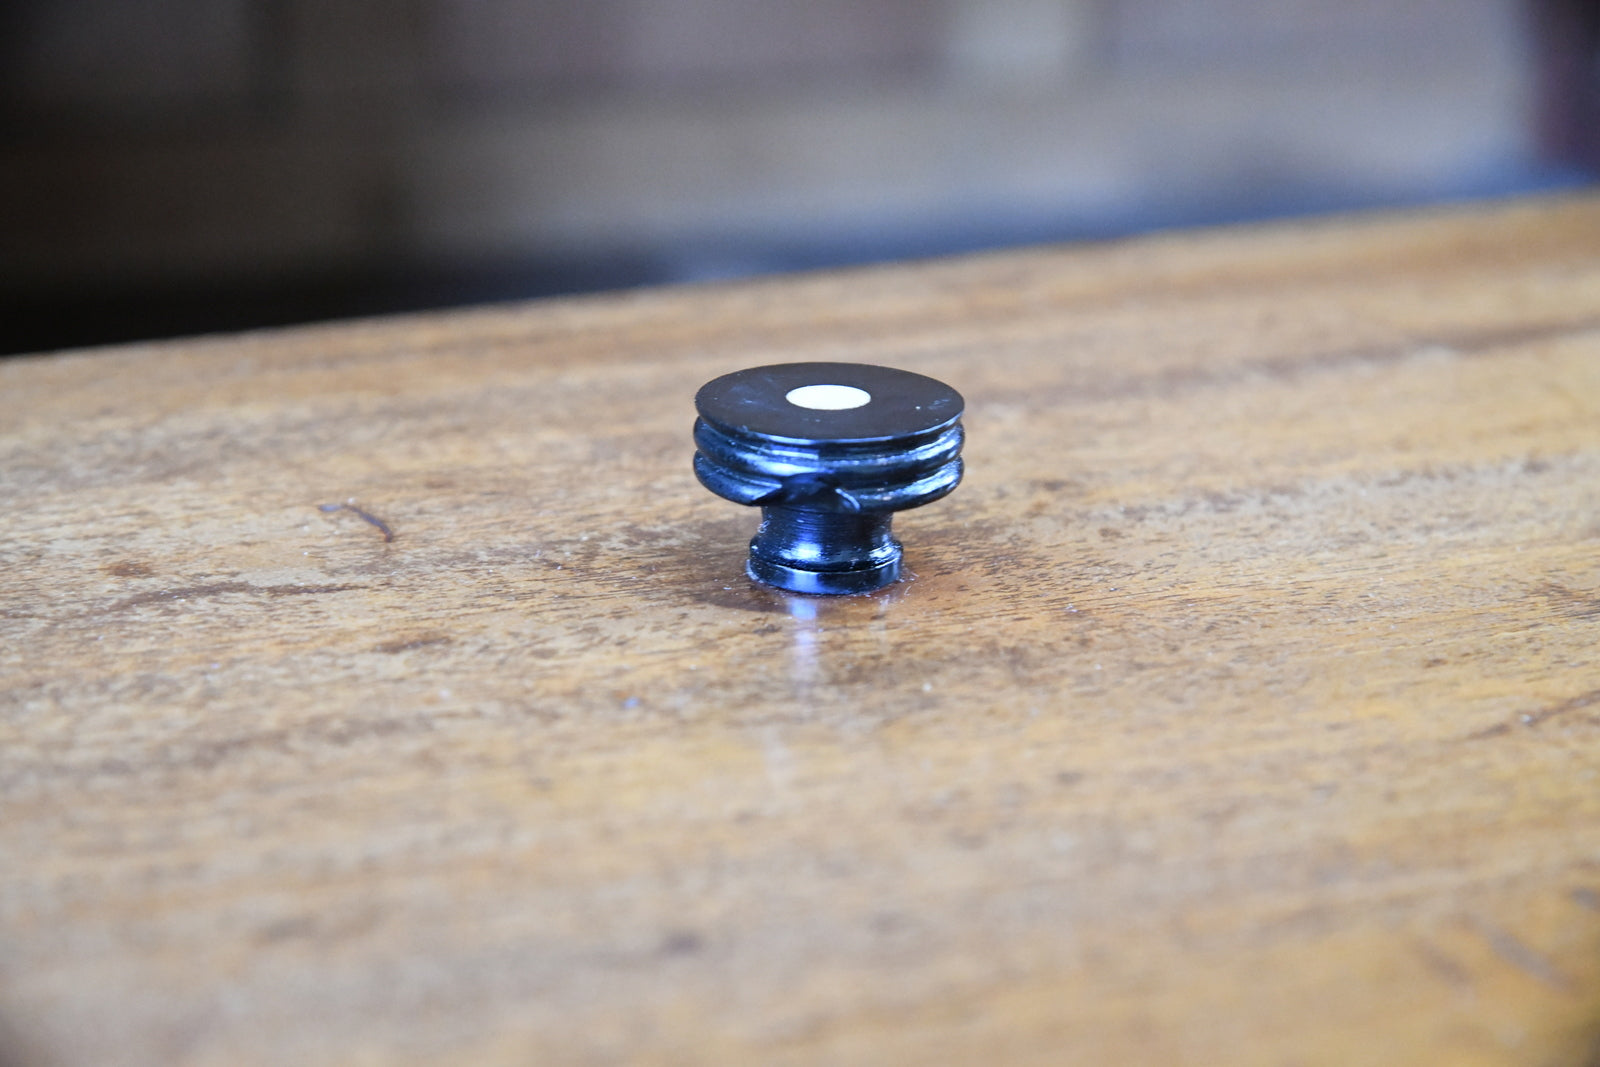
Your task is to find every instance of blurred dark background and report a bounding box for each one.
[1,0,1597,356]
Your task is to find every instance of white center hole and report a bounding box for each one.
[785,384,871,411]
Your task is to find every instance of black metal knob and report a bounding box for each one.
[694,362,964,594]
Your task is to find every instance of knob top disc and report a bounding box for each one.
[695,362,963,444]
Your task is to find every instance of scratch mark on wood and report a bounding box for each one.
[373,634,453,655]
[264,584,364,597]
[1465,688,1600,740]
[110,582,363,611]
[659,930,704,956]
[1411,939,1473,989]
[1537,582,1600,621]
[1522,688,1600,728]
[320,502,395,543]
[1471,920,1572,990]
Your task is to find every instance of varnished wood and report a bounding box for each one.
[4,195,1600,1066]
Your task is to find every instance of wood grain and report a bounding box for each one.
[3,195,1600,1066]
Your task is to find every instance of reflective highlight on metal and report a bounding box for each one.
[693,362,965,595]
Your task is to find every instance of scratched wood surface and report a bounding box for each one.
[3,195,1600,1067]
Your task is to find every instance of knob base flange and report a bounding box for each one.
[746,506,903,595]
[747,554,902,595]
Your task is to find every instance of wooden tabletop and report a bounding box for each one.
[3,195,1600,1067]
